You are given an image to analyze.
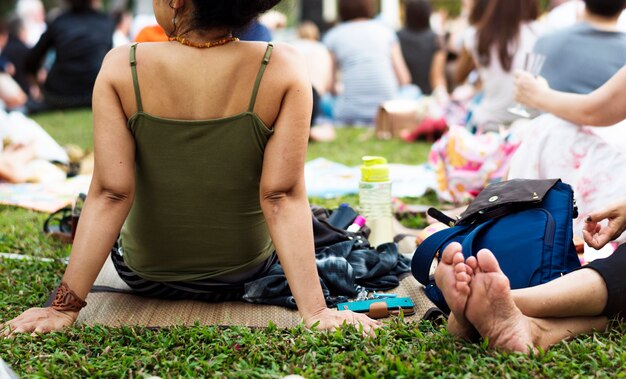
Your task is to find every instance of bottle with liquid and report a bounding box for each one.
[359,156,393,247]
[70,193,86,241]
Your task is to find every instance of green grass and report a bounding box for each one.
[1,110,624,378]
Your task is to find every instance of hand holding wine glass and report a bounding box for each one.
[508,53,546,118]
[514,70,550,111]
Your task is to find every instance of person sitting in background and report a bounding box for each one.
[511,51,626,244]
[134,24,168,43]
[25,0,114,113]
[452,0,488,89]
[435,197,626,353]
[397,0,447,100]
[15,0,46,47]
[289,21,335,142]
[323,0,411,125]
[0,22,27,111]
[0,17,33,98]
[112,9,133,47]
[509,0,626,243]
[534,0,626,95]
[234,18,273,42]
[462,0,542,131]
[0,143,36,183]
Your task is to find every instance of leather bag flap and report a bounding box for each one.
[457,178,561,224]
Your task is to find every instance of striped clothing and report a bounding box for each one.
[323,20,400,124]
[110,242,275,302]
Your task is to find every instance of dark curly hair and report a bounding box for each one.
[584,0,626,17]
[65,0,95,12]
[404,0,431,31]
[190,0,282,30]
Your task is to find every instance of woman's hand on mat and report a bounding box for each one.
[1,307,77,338]
[514,70,550,109]
[584,200,626,249]
[303,308,381,335]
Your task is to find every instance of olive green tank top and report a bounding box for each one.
[120,43,275,282]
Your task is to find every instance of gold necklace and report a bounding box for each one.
[169,35,239,48]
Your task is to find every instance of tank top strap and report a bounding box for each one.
[129,43,144,113]
[247,42,274,113]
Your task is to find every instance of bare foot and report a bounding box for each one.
[465,249,537,353]
[0,144,36,183]
[434,242,476,339]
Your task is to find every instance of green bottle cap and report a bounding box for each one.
[361,156,389,182]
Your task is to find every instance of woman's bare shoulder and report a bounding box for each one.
[259,42,309,84]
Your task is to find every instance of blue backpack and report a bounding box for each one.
[411,179,581,314]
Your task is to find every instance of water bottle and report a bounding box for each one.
[359,156,393,247]
[70,193,86,241]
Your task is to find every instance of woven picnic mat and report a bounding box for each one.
[76,257,435,328]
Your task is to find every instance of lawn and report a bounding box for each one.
[1,109,625,378]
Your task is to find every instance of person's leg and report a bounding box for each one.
[434,242,478,340]
[0,144,36,183]
[512,244,626,319]
[464,250,608,353]
[511,268,607,318]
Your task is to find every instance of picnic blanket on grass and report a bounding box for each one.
[0,175,91,213]
[305,158,437,198]
[76,257,434,328]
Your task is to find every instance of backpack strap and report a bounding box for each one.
[247,42,274,113]
[460,219,495,258]
[129,43,144,113]
[411,225,472,285]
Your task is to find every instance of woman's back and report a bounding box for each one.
[465,23,541,128]
[112,42,286,124]
[397,28,439,94]
[102,41,295,281]
[323,20,399,124]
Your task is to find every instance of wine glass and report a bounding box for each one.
[508,52,546,118]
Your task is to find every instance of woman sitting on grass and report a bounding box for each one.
[2,0,379,336]
[436,65,626,352]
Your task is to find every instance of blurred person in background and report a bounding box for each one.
[234,18,273,42]
[134,23,168,42]
[533,0,626,95]
[0,20,27,111]
[452,0,489,88]
[15,0,46,47]
[112,9,133,47]
[1,17,32,98]
[290,21,335,142]
[323,0,411,125]
[25,0,114,113]
[462,0,542,131]
[398,0,447,100]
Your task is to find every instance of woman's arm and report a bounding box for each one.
[259,46,378,332]
[515,66,626,126]
[454,48,475,86]
[391,42,412,86]
[2,48,136,336]
[328,52,339,96]
[430,49,448,100]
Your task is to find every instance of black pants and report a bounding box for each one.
[582,244,626,319]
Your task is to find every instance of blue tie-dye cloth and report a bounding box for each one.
[243,239,411,309]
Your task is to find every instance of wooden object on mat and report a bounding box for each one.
[76,257,435,328]
[375,99,421,140]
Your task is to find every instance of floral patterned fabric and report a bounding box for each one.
[428,125,520,204]
[508,114,626,243]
